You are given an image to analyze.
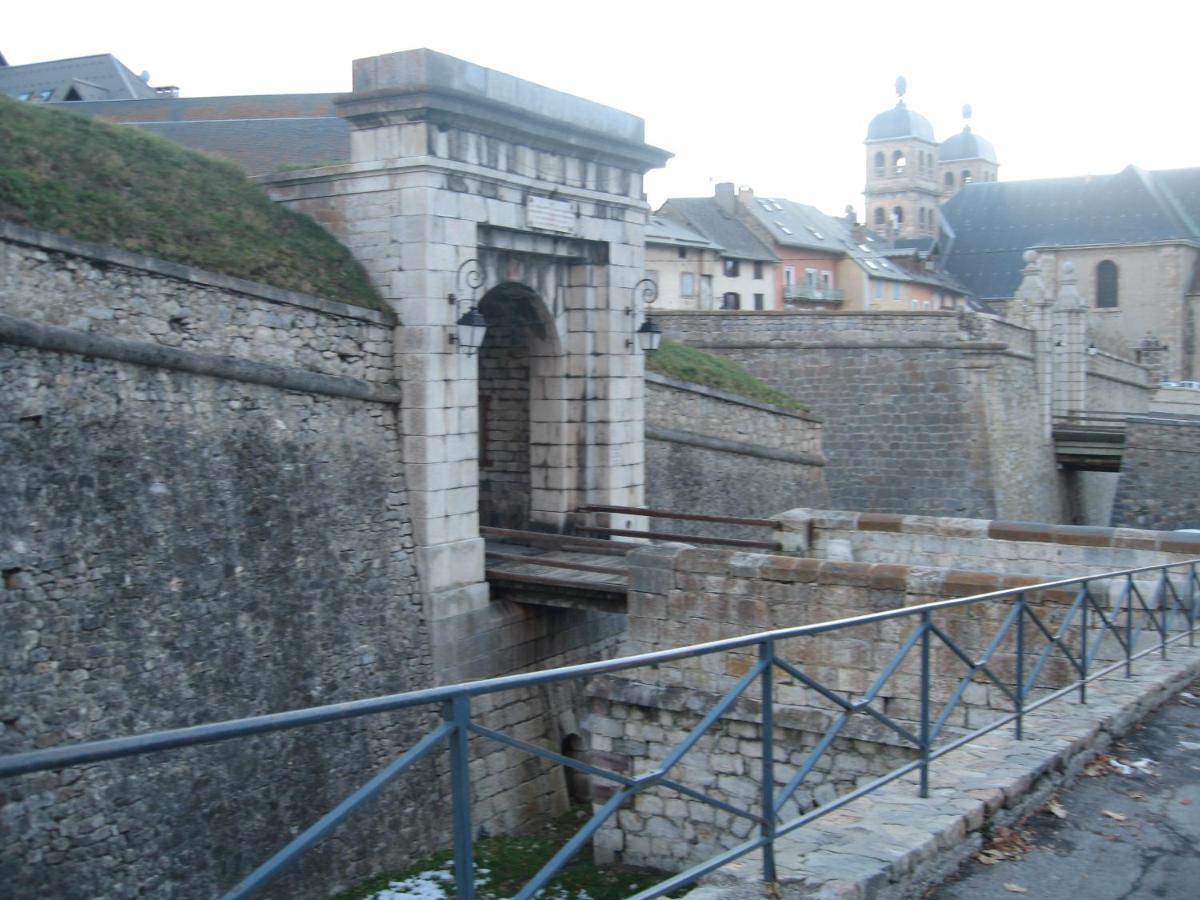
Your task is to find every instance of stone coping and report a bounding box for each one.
[650,310,959,318]
[786,509,1200,556]
[0,220,395,326]
[685,645,1200,899]
[634,545,1079,604]
[646,372,823,423]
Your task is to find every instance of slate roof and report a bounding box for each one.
[52,94,349,176]
[942,165,1200,300]
[0,54,159,102]
[866,102,935,142]
[658,198,777,262]
[938,127,998,164]
[645,214,720,251]
[741,197,844,253]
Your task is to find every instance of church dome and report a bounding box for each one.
[866,103,936,142]
[939,127,998,164]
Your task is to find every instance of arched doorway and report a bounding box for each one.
[477,281,561,530]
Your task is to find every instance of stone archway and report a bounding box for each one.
[477,281,560,530]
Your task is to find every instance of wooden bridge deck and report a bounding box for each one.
[482,527,631,612]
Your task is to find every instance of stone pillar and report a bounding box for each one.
[1016,250,1053,438]
[1052,261,1088,418]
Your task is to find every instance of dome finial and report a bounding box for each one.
[962,103,973,132]
[895,75,907,105]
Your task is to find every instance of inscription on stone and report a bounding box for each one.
[526,196,577,234]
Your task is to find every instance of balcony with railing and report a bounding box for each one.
[783,284,844,305]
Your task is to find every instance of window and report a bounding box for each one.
[701,275,713,306]
[680,272,696,298]
[873,280,883,299]
[873,208,885,226]
[806,226,824,240]
[944,172,955,188]
[722,292,741,310]
[805,268,818,288]
[754,293,765,310]
[776,223,793,235]
[753,261,764,279]
[892,206,904,224]
[38,89,54,101]
[723,259,740,277]
[17,91,33,101]
[1096,260,1119,308]
[961,170,973,185]
[820,272,832,290]
[918,208,926,227]
[873,152,885,176]
[893,150,907,176]
[784,266,795,287]
[677,246,688,259]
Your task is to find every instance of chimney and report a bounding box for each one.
[715,182,736,214]
[844,204,857,225]
[738,185,755,208]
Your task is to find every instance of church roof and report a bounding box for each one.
[938,127,998,164]
[866,103,935,142]
[942,166,1200,299]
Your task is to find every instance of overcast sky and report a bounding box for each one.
[6,1,1194,216]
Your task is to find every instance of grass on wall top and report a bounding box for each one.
[647,338,807,410]
[0,96,384,310]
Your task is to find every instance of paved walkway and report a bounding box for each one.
[935,679,1200,900]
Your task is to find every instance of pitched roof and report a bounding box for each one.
[658,198,777,262]
[646,214,720,250]
[741,197,844,253]
[942,166,1200,299]
[53,94,349,176]
[0,53,159,102]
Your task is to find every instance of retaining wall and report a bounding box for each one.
[644,373,828,538]
[1111,417,1200,531]
[652,310,1060,522]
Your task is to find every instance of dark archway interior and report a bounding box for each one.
[477,283,545,530]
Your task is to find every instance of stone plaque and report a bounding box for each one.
[526,196,577,234]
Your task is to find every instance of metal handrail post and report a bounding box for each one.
[919,611,931,798]
[1079,584,1089,704]
[448,696,475,900]
[1191,564,1198,647]
[1125,574,1134,677]
[1015,594,1025,741]
[759,639,778,885]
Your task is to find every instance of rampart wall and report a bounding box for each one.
[643,373,828,537]
[1085,350,1152,413]
[652,311,1061,523]
[1111,417,1200,531]
[0,224,439,898]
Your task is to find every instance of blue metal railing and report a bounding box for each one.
[1,559,1198,898]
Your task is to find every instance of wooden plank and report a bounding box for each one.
[576,526,781,551]
[485,568,626,594]
[485,550,627,577]
[578,504,779,529]
[480,526,632,555]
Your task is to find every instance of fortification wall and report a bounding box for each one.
[652,310,1059,521]
[0,226,440,898]
[1085,350,1152,413]
[643,374,828,537]
[1111,417,1200,531]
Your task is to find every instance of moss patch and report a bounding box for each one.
[0,96,382,310]
[647,338,806,411]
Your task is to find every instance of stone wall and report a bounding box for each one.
[1085,349,1153,413]
[590,541,1138,872]
[1111,417,1200,531]
[642,374,828,538]
[780,508,1200,580]
[652,310,1060,522]
[0,225,439,898]
[478,307,532,529]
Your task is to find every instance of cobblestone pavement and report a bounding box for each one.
[935,679,1200,900]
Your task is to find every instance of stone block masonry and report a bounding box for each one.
[653,310,1062,522]
[644,374,829,539]
[0,226,437,898]
[1111,416,1200,531]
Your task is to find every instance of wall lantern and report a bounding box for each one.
[627,277,662,353]
[448,258,487,354]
